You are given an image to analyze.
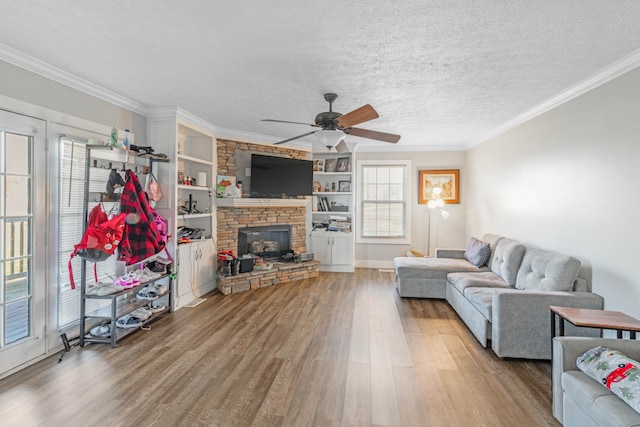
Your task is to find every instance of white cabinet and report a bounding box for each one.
[311,231,354,272]
[176,239,215,310]
[147,108,217,310]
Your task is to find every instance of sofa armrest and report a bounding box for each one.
[552,337,640,422]
[435,248,465,259]
[491,289,604,360]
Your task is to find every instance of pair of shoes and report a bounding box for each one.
[145,261,166,274]
[116,314,142,329]
[148,304,166,313]
[90,322,112,337]
[114,272,141,289]
[131,307,152,320]
[143,267,162,280]
[136,286,159,300]
[86,282,124,296]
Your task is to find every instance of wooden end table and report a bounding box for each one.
[550,305,640,340]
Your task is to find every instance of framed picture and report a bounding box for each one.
[324,158,336,172]
[336,157,350,172]
[419,169,460,204]
[338,181,351,192]
[313,159,325,172]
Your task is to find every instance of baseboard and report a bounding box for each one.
[355,259,395,269]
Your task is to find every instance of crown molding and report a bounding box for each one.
[0,43,148,115]
[468,48,640,149]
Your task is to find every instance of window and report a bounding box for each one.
[356,160,411,244]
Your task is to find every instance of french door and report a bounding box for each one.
[0,109,47,376]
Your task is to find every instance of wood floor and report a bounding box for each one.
[0,269,560,427]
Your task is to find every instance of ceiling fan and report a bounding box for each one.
[262,93,401,149]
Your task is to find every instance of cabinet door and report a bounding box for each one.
[311,234,332,264]
[331,233,353,265]
[176,244,194,298]
[195,239,215,286]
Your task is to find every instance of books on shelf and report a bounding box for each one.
[314,196,348,213]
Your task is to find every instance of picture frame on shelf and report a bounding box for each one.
[324,158,336,172]
[418,169,460,204]
[313,159,325,172]
[336,157,350,172]
[338,181,351,192]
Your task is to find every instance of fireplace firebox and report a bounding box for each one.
[237,225,292,260]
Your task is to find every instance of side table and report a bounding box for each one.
[550,305,640,340]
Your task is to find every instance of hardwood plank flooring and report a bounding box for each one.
[0,269,560,427]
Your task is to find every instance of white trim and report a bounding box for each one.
[355,159,412,245]
[0,43,148,115]
[468,48,640,149]
[355,260,396,269]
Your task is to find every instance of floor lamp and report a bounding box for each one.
[426,187,449,256]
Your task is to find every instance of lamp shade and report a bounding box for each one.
[315,129,345,146]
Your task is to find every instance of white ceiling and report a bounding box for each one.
[1,1,640,151]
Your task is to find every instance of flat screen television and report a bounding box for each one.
[250,154,313,198]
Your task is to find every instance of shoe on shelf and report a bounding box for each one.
[153,284,167,294]
[116,314,142,329]
[86,282,119,296]
[148,304,166,313]
[114,272,141,289]
[90,322,112,337]
[136,286,159,300]
[130,307,152,321]
[143,266,163,279]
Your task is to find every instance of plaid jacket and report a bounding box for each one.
[118,170,165,265]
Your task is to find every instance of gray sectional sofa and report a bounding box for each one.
[553,336,640,426]
[393,234,604,359]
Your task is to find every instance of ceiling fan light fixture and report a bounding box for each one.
[314,129,345,147]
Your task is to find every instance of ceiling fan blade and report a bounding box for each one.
[274,130,319,145]
[344,127,401,143]
[335,104,379,128]
[262,119,319,127]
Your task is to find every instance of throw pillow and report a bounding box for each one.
[464,237,491,268]
[577,346,640,414]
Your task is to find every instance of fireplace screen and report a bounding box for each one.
[237,225,292,260]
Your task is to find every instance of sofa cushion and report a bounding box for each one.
[447,271,511,294]
[463,287,496,321]
[394,256,487,280]
[576,346,640,414]
[490,238,526,287]
[464,237,491,267]
[562,371,640,426]
[515,248,580,291]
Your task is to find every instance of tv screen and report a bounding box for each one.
[250,154,313,198]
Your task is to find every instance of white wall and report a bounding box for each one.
[355,150,467,267]
[466,66,640,318]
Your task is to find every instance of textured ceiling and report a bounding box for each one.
[1,1,640,151]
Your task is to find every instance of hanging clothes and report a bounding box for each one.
[118,170,165,265]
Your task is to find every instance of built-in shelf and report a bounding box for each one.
[177,185,211,191]
[178,213,213,220]
[312,211,352,215]
[313,172,351,176]
[177,153,213,166]
[215,198,311,208]
[313,192,352,196]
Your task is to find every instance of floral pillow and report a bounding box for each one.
[577,346,640,414]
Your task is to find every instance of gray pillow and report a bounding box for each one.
[464,237,491,267]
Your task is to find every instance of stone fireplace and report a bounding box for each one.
[215,139,318,295]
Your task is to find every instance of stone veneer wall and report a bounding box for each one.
[216,138,309,255]
[216,138,307,177]
[217,206,307,255]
